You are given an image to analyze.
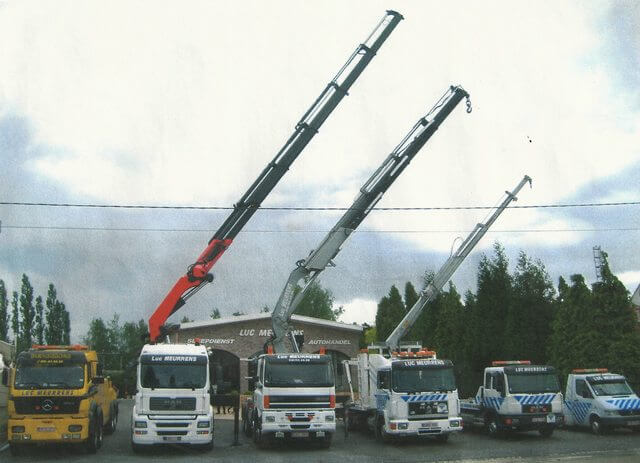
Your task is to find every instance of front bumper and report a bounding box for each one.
[498,413,563,431]
[386,417,463,436]
[131,409,214,446]
[260,409,336,436]
[9,416,89,444]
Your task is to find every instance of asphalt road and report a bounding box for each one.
[2,399,640,463]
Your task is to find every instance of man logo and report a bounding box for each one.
[42,399,54,412]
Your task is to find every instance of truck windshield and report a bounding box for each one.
[588,379,633,396]
[506,373,560,394]
[141,364,207,389]
[392,367,456,393]
[264,361,333,387]
[15,365,85,389]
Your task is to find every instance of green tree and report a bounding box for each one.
[84,318,110,361]
[232,311,246,316]
[44,284,71,344]
[11,291,19,344]
[504,252,555,363]
[210,308,221,319]
[375,285,406,342]
[180,316,193,323]
[0,279,8,341]
[261,305,271,313]
[404,281,419,311]
[34,296,45,345]
[18,274,36,353]
[294,279,342,321]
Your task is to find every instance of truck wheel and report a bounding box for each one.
[539,426,554,438]
[104,404,118,435]
[590,416,603,435]
[319,432,333,449]
[485,415,501,438]
[84,417,101,454]
[252,417,268,449]
[9,443,23,456]
[376,418,391,443]
[243,413,253,437]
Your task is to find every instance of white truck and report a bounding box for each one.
[131,343,214,452]
[343,347,462,441]
[460,361,564,437]
[563,368,640,434]
[243,351,336,448]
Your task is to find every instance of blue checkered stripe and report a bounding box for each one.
[606,398,640,410]
[513,394,556,405]
[481,397,505,410]
[401,394,448,403]
[565,400,591,423]
[375,392,389,411]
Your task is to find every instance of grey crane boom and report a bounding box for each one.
[270,85,471,353]
[384,175,532,350]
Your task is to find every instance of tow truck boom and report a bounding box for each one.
[384,175,532,350]
[148,11,403,342]
[270,85,472,353]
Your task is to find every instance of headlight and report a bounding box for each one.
[68,425,83,432]
[12,426,25,433]
[325,415,334,422]
[437,402,449,413]
[134,421,147,428]
[197,421,210,428]
[398,422,409,430]
[265,415,276,422]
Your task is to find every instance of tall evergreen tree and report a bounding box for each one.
[404,281,419,311]
[504,252,555,363]
[18,274,36,353]
[62,305,71,344]
[375,285,406,342]
[34,296,45,345]
[0,279,9,341]
[11,291,19,344]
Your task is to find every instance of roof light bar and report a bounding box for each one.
[572,368,608,374]
[491,360,531,366]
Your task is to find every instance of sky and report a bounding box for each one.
[1,0,639,339]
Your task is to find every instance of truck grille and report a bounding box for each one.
[408,402,447,417]
[149,397,196,411]
[268,395,331,409]
[13,396,80,415]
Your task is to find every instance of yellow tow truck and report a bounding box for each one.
[3,344,118,455]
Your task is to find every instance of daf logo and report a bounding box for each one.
[42,399,54,412]
[169,399,176,409]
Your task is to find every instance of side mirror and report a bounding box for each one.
[93,376,105,384]
[1,369,7,386]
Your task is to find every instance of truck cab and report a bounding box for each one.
[6,345,118,455]
[243,351,336,448]
[344,347,462,442]
[461,360,563,437]
[131,343,214,451]
[563,368,640,434]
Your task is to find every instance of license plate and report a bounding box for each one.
[291,431,309,438]
[37,427,56,432]
[627,420,640,426]
[163,436,181,442]
[421,422,436,428]
[532,417,545,423]
[546,414,556,424]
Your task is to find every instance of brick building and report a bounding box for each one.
[171,314,363,394]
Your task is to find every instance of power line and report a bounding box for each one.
[2,224,639,234]
[1,200,639,211]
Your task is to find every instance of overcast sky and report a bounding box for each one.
[1,0,638,339]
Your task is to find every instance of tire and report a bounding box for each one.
[485,415,501,438]
[243,413,253,437]
[252,415,268,449]
[539,426,554,438]
[436,433,450,443]
[318,432,333,449]
[9,443,23,456]
[84,417,101,454]
[131,441,145,454]
[96,414,104,449]
[104,404,118,435]
[376,418,390,443]
[590,416,603,435]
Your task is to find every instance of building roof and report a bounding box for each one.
[179,313,363,333]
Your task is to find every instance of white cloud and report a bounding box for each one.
[337,297,377,325]
[617,271,640,293]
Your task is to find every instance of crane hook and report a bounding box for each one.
[465,97,472,114]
